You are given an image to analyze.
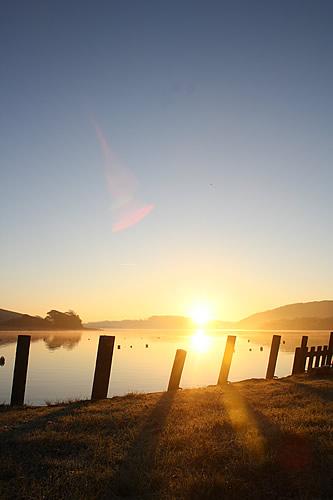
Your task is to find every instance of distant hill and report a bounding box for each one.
[85,316,193,329]
[86,301,333,331]
[0,308,23,324]
[0,309,85,330]
[237,301,333,329]
[86,315,236,329]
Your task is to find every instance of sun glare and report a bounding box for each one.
[190,329,212,353]
[189,304,212,326]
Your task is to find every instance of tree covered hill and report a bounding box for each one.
[0,309,83,330]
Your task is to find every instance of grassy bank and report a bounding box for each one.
[0,375,332,499]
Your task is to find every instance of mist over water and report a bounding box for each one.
[0,329,330,405]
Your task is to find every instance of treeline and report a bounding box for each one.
[0,310,83,330]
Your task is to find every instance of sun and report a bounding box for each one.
[189,304,213,326]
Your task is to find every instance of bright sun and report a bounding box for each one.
[189,304,212,326]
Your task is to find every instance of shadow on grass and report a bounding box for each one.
[111,390,176,497]
[219,384,332,500]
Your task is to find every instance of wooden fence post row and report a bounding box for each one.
[11,331,330,406]
[168,349,187,391]
[91,335,115,400]
[10,335,31,406]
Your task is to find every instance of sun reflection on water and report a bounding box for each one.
[190,329,212,353]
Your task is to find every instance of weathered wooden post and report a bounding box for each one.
[292,347,301,375]
[10,335,31,406]
[266,335,281,379]
[291,336,308,375]
[314,346,322,368]
[327,332,333,366]
[217,335,236,385]
[322,345,329,366]
[292,346,308,375]
[91,335,115,400]
[167,349,187,391]
[301,336,308,348]
[307,346,316,371]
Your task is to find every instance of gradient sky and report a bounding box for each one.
[1,1,333,321]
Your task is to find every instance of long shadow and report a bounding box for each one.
[223,384,331,499]
[111,390,176,497]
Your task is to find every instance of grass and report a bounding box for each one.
[0,374,332,499]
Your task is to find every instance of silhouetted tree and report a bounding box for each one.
[45,310,82,329]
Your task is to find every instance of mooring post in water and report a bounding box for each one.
[266,335,281,379]
[167,349,187,391]
[10,335,31,406]
[217,335,236,385]
[91,335,115,400]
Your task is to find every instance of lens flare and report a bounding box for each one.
[94,121,154,232]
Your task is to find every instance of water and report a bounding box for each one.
[0,329,331,405]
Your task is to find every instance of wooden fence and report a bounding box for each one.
[292,332,333,375]
[7,331,333,406]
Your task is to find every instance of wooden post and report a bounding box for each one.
[307,346,316,371]
[322,345,329,366]
[217,335,236,385]
[91,335,115,400]
[301,336,308,348]
[10,335,31,406]
[292,347,301,375]
[314,346,322,368]
[266,335,281,379]
[300,346,308,372]
[167,349,187,391]
[292,346,308,375]
[327,332,333,366]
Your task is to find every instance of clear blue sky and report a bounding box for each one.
[1,1,333,321]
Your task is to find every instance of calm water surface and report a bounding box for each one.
[0,329,331,405]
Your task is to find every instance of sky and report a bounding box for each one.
[1,1,333,322]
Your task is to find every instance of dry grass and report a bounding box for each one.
[0,375,332,499]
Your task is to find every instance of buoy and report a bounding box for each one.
[130,345,133,348]
[145,344,148,348]
[248,339,250,343]
[249,348,252,352]
[260,347,263,351]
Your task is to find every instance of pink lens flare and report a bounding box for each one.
[94,121,154,232]
[112,204,155,232]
